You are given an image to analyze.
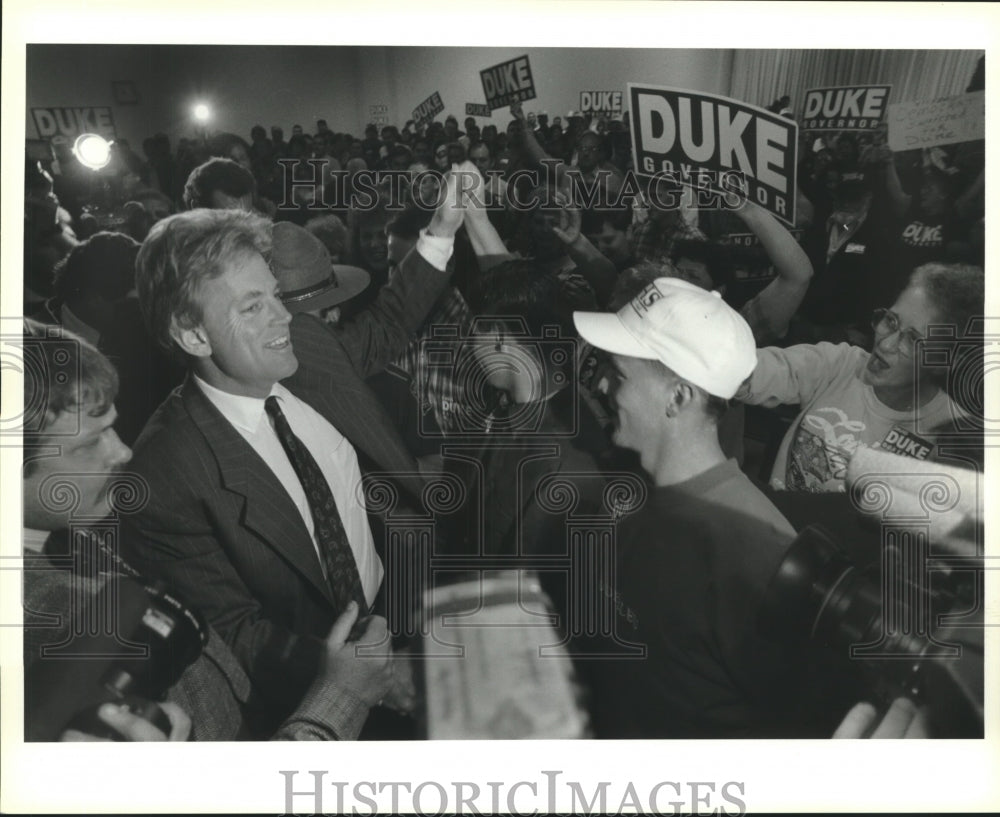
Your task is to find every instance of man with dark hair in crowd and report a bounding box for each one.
[510,101,625,210]
[31,231,138,347]
[582,204,633,270]
[20,319,395,741]
[28,231,183,445]
[794,169,895,345]
[121,171,465,734]
[183,157,256,211]
[249,124,274,175]
[573,278,803,737]
[270,125,287,158]
[438,258,608,553]
[366,202,473,448]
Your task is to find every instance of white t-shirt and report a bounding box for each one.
[737,343,968,493]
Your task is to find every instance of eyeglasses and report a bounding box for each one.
[871,308,923,357]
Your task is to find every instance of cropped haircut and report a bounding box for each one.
[52,231,140,303]
[135,208,273,356]
[670,239,734,291]
[909,263,984,338]
[22,319,119,441]
[387,205,434,241]
[646,359,730,426]
[472,259,595,341]
[207,132,251,160]
[183,158,255,210]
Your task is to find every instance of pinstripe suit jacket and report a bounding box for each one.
[122,247,448,730]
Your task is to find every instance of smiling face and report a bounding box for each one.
[576,133,602,173]
[586,221,630,267]
[23,405,132,530]
[862,284,939,393]
[186,250,298,397]
[600,354,669,453]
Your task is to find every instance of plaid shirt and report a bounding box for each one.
[393,286,472,434]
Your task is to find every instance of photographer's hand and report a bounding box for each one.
[832,698,930,739]
[60,701,192,742]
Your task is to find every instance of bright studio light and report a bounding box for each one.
[192,103,211,123]
[72,133,111,170]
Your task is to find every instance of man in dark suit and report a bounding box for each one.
[122,168,467,731]
[20,320,394,741]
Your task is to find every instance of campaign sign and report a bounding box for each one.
[629,83,798,226]
[480,55,536,110]
[412,92,445,127]
[887,90,985,152]
[466,102,492,118]
[31,106,117,140]
[802,85,891,131]
[368,103,389,126]
[580,91,623,115]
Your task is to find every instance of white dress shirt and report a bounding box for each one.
[195,377,383,607]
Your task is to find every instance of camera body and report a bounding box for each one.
[25,574,207,741]
[419,317,578,437]
[759,525,983,737]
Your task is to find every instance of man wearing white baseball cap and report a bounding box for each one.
[572,278,806,737]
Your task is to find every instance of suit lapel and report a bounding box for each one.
[180,378,335,606]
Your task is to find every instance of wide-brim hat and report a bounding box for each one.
[271,221,370,313]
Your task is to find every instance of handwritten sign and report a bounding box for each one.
[580,91,623,115]
[31,107,117,140]
[802,85,891,131]
[465,102,492,118]
[887,91,985,152]
[480,55,536,110]
[412,92,445,127]
[629,83,798,226]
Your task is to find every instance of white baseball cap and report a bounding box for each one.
[573,277,757,399]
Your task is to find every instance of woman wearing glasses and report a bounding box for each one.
[735,263,983,492]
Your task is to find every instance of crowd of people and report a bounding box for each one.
[19,58,986,742]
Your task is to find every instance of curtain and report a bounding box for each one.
[727,49,983,113]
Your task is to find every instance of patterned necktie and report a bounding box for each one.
[264,396,368,612]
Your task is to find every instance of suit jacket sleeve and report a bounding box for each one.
[329,243,451,379]
[121,451,324,723]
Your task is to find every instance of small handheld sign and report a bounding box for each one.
[480,55,536,110]
[413,92,445,127]
[802,85,891,131]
